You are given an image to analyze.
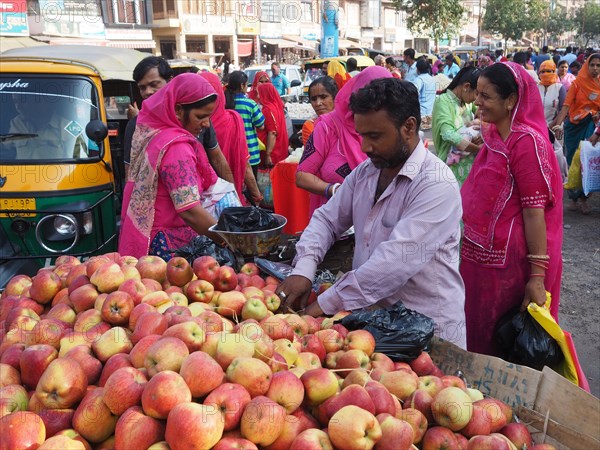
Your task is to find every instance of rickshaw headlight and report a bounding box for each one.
[82,212,93,235]
[54,214,78,237]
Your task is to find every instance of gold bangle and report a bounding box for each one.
[526,254,550,261]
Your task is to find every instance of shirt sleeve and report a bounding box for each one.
[252,102,266,128]
[282,75,290,89]
[292,167,356,281]
[159,142,201,213]
[203,123,219,150]
[317,173,462,314]
[435,97,471,150]
[511,134,552,209]
[564,81,578,107]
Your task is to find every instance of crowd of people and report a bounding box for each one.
[118,46,598,358]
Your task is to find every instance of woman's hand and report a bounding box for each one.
[521,277,546,311]
[472,135,484,146]
[264,154,274,168]
[589,133,600,146]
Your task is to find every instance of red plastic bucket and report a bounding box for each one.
[271,162,310,235]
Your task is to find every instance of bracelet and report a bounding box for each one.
[527,254,550,260]
[324,183,334,199]
[331,183,341,196]
[529,261,549,270]
[530,273,545,278]
[551,124,564,131]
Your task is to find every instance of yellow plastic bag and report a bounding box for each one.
[564,145,582,190]
[527,293,588,390]
[258,138,266,152]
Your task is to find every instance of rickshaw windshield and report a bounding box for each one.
[0,75,101,163]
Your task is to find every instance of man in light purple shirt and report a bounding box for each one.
[277,78,466,348]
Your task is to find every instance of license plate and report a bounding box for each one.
[0,198,36,217]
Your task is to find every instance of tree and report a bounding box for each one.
[393,0,466,52]
[573,1,600,47]
[545,7,573,45]
[482,0,546,50]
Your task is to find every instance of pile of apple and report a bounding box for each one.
[0,252,557,450]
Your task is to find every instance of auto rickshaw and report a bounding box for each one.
[301,55,375,96]
[0,45,147,287]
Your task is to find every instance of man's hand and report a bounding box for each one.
[127,103,139,120]
[275,275,312,312]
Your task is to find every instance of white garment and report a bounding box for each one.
[538,83,563,124]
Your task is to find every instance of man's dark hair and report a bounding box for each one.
[385,56,396,67]
[566,45,573,54]
[346,57,358,72]
[416,58,431,75]
[403,48,416,60]
[350,78,421,130]
[513,51,528,66]
[133,56,173,83]
[542,45,549,53]
[271,61,280,67]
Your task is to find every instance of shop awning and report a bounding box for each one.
[337,39,362,49]
[0,36,47,52]
[261,38,296,48]
[238,40,253,57]
[282,36,318,52]
[107,40,156,49]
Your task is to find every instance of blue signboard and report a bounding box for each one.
[1,0,29,36]
[321,0,339,57]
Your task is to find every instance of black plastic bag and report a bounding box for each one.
[255,258,335,292]
[495,308,564,371]
[216,207,279,232]
[171,236,237,268]
[340,302,435,361]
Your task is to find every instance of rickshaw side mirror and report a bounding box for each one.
[86,120,108,144]
[290,80,302,87]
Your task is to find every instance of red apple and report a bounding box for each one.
[136,256,167,284]
[300,368,339,406]
[214,290,246,317]
[70,284,100,313]
[240,396,286,447]
[30,271,62,304]
[100,291,134,325]
[375,413,414,450]
[370,352,395,372]
[418,375,444,398]
[0,362,21,386]
[379,369,419,401]
[441,375,467,390]
[289,428,333,450]
[466,433,513,450]
[144,336,189,377]
[180,351,224,397]
[0,384,28,418]
[328,405,382,449]
[166,257,193,287]
[64,345,102,385]
[92,326,133,362]
[3,274,32,297]
[474,398,510,432]
[214,265,238,292]
[460,404,492,438]
[103,367,148,415]
[409,351,435,376]
[266,370,305,414]
[404,389,434,422]
[214,437,258,450]
[72,388,117,443]
[141,370,191,419]
[500,423,533,449]
[399,408,428,444]
[36,357,87,409]
[192,255,220,283]
[98,353,133,387]
[118,279,147,306]
[240,262,259,276]
[225,357,272,398]
[129,334,162,368]
[422,426,460,450]
[365,380,396,416]
[204,383,252,431]
[19,344,58,390]
[162,321,205,352]
[345,330,376,356]
[0,411,46,449]
[131,311,168,344]
[431,387,473,431]
[318,384,376,426]
[90,262,125,293]
[165,402,225,450]
[114,406,165,450]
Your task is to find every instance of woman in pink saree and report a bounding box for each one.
[296,66,393,218]
[461,62,563,356]
[118,73,227,258]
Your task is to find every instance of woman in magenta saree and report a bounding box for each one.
[119,73,226,258]
[461,63,563,356]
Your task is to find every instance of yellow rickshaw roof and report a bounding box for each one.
[304,55,375,67]
[1,45,147,81]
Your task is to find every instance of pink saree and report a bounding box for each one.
[119,73,218,258]
[460,63,563,356]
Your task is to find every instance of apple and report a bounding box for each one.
[240,395,286,447]
[418,375,445,398]
[131,311,169,344]
[273,338,299,367]
[19,344,58,390]
[213,437,258,450]
[314,329,344,353]
[102,367,147,415]
[466,387,484,402]
[165,402,224,450]
[30,270,62,304]
[375,413,414,450]
[32,406,75,439]
[261,412,313,450]
[196,310,224,334]
[0,384,29,418]
[141,278,163,293]
[300,334,326,362]
[335,349,372,375]
[118,279,147,306]
[460,404,492,438]
[141,370,191,419]
[241,297,269,321]
[141,291,173,313]
[328,405,382,450]
[114,406,165,450]
[187,301,208,316]
[265,370,305,414]
[3,274,32,297]
[214,332,256,370]
[379,369,419,401]
[128,303,155,331]
[474,398,510,432]
[45,304,76,325]
[53,429,91,450]
[294,352,322,370]
[129,334,162,368]
[404,388,434,422]
[467,433,514,450]
[63,345,103,385]
[263,291,281,312]
[344,330,376,356]
[72,388,117,443]
[70,284,100,314]
[166,257,194,287]
[300,368,340,406]
[214,290,246,317]
[73,309,109,337]
[35,357,87,409]
[441,375,467,390]
[38,435,85,450]
[213,265,238,292]
[90,262,125,293]
[267,352,289,374]
[500,423,533,449]
[422,426,460,450]
[319,384,377,426]
[161,321,204,352]
[99,291,133,325]
[0,363,21,387]
[144,336,189,377]
[240,262,259,276]
[30,318,70,348]
[431,387,473,431]
[289,428,333,450]
[399,408,428,444]
[179,351,223,397]
[192,255,220,283]
[92,326,133,362]
[136,256,167,283]
[226,356,272,398]
[0,411,46,449]
[410,351,436,376]
[166,292,188,308]
[204,382,252,431]
[98,353,133,387]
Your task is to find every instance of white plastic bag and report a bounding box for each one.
[580,141,600,195]
[553,139,568,183]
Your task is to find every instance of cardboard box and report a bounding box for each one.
[429,338,600,450]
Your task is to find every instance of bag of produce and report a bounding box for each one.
[216,206,279,232]
[495,304,564,371]
[339,302,435,361]
[171,235,237,268]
